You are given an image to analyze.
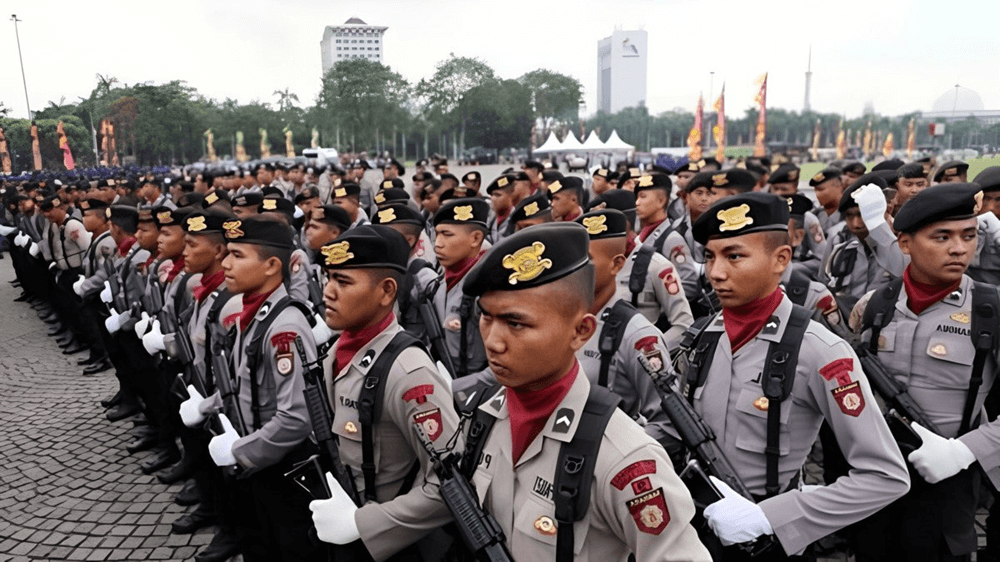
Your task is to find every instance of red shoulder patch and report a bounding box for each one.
[817,294,837,314]
[270,331,298,354]
[627,487,670,535]
[612,459,657,490]
[634,336,659,353]
[831,381,865,416]
[658,267,680,295]
[403,384,435,405]
[413,408,443,441]
[669,245,687,264]
[819,358,854,387]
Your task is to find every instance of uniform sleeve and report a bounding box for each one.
[79,262,111,298]
[618,324,677,447]
[865,222,907,278]
[68,221,93,251]
[648,260,694,349]
[662,232,700,299]
[355,347,459,561]
[597,437,711,561]
[758,336,910,556]
[287,249,312,304]
[231,318,315,471]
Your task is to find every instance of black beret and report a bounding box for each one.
[438,186,474,203]
[486,174,518,194]
[39,194,63,211]
[373,203,424,227]
[412,171,434,182]
[506,191,552,235]
[416,159,429,167]
[593,167,611,178]
[685,170,717,193]
[374,187,409,206]
[294,188,320,204]
[809,166,842,187]
[385,159,405,174]
[708,169,757,193]
[232,192,263,207]
[353,159,371,170]
[548,175,583,197]
[312,204,352,231]
[786,194,814,219]
[741,161,769,179]
[541,170,564,184]
[933,160,969,182]
[523,160,544,171]
[701,156,722,170]
[616,166,644,189]
[895,162,925,179]
[575,209,628,239]
[871,159,904,172]
[674,159,706,174]
[315,225,409,273]
[463,222,590,297]
[874,169,899,188]
[257,163,276,172]
[223,216,293,248]
[138,206,156,223]
[439,173,459,185]
[260,196,295,220]
[693,192,790,245]
[108,205,139,223]
[973,166,1000,192]
[202,189,232,209]
[769,164,801,185]
[839,173,889,214]
[183,209,230,234]
[153,206,193,228]
[433,197,490,228]
[79,198,109,213]
[260,186,284,198]
[586,189,636,214]
[462,171,481,184]
[632,173,672,195]
[379,178,405,190]
[178,193,205,208]
[894,183,983,234]
[331,182,361,199]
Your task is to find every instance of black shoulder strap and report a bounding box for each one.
[761,305,811,498]
[357,330,426,502]
[458,381,503,479]
[554,385,621,562]
[245,296,313,431]
[652,221,675,255]
[399,258,431,318]
[685,315,723,404]
[629,246,654,306]
[785,267,811,307]
[861,278,904,354]
[598,300,640,388]
[962,282,1000,434]
[458,294,476,377]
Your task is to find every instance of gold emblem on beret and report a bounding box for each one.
[694,159,706,170]
[80,201,91,210]
[107,179,117,187]
[950,311,971,324]
[770,164,780,172]
[736,162,747,169]
[321,241,354,266]
[812,172,825,183]
[314,207,325,220]
[547,180,562,193]
[974,190,984,214]
[51,197,61,207]
[223,220,244,239]
[582,214,608,235]
[629,167,641,176]
[717,204,754,232]
[497,177,509,187]
[186,216,206,232]
[596,168,608,177]
[382,181,393,189]
[157,211,172,224]
[524,202,540,217]
[638,175,654,188]
[375,192,386,204]
[502,241,553,285]
[944,167,957,176]
[377,208,396,223]
[334,178,342,187]
[139,209,153,221]
[534,516,557,536]
[262,199,277,211]
[712,173,728,187]
[788,170,799,181]
[453,205,474,221]
[105,207,112,218]
[334,187,347,198]
[205,192,219,205]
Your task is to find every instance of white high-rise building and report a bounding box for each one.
[321,17,388,75]
[596,30,648,114]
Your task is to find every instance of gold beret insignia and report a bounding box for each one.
[717,204,754,232]
[186,216,206,232]
[262,199,277,210]
[453,205,474,221]
[638,175,654,188]
[377,208,396,223]
[223,220,244,239]
[497,177,509,187]
[582,214,608,235]
[334,187,347,198]
[321,241,354,266]
[205,192,219,205]
[712,173,728,187]
[524,202,540,217]
[502,241,552,285]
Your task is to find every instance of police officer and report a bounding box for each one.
[848,182,1000,561]
[969,166,1000,285]
[72,198,117,373]
[486,173,517,244]
[684,192,909,559]
[933,160,969,184]
[454,221,712,560]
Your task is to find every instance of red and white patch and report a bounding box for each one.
[810,223,824,243]
[669,245,687,264]
[817,295,840,324]
[612,459,657,490]
[271,331,298,376]
[290,252,303,274]
[627,487,670,535]
[634,336,658,353]
[70,228,80,241]
[631,476,653,495]
[413,408,443,441]
[415,238,426,258]
[831,381,865,417]
[819,358,854,387]
[403,384,435,405]
[276,353,294,375]
[658,267,680,295]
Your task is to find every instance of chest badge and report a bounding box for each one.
[930,344,947,357]
[534,516,557,536]
[950,312,970,324]
[344,421,358,434]
[753,396,769,411]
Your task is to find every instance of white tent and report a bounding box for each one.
[581,130,606,151]
[560,131,584,151]
[534,131,563,153]
[602,130,635,152]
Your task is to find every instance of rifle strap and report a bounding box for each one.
[458,294,475,377]
[554,386,620,562]
[357,331,426,503]
[962,282,999,434]
[861,278,904,355]
[629,246,654,307]
[456,380,502,480]
[203,289,235,392]
[398,258,431,320]
[761,305,810,498]
[686,315,723,404]
[598,300,639,388]
[785,267,811,307]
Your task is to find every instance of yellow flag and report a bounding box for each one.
[687,95,703,161]
[882,132,894,158]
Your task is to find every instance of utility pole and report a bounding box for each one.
[11,15,33,121]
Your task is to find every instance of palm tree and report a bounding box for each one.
[273,88,300,113]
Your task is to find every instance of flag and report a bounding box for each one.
[811,118,821,161]
[836,119,846,160]
[882,132,894,158]
[284,126,295,158]
[259,128,271,158]
[235,131,248,162]
[108,122,119,166]
[30,123,42,171]
[862,121,872,158]
[687,94,703,161]
[57,121,75,171]
[906,118,915,159]
[0,126,10,175]
[712,85,726,162]
[204,129,217,162]
[753,73,768,157]
[311,127,319,149]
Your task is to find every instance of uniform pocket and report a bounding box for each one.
[734,388,791,456]
[513,494,592,555]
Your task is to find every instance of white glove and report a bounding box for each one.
[29,242,40,257]
[209,414,240,467]
[179,385,207,427]
[104,311,122,334]
[852,183,888,230]
[294,206,305,219]
[48,261,57,271]
[142,319,166,354]
[703,476,774,546]
[309,472,361,545]
[311,313,333,344]
[72,274,86,296]
[134,312,152,338]
[14,232,28,247]
[100,282,113,303]
[908,422,976,484]
[0,225,16,236]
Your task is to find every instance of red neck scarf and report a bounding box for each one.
[445,250,485,292]
[192,270,226,304]
[625,231,637,256]
[143,253,157,268]
[334,311,395,373]
[235,288,278,332]
[496,208,511,227]
[165,257,186,283]
[903,266,960,315]
[560,207,583,223]
[117,236,136,257]
[507,361,579,465]
[722,287,784,354]
[638,218,666,243]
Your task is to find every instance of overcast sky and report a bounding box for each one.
[3,0,999,124]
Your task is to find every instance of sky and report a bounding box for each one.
[3,0,999,124]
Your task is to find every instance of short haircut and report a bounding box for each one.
[761,230,792,252]
[365,267,405,302]
[897,163,925,179]
[111,214,138,234]
[550,262,595,315]
[178,181,195,193]
[390,222,423,241]
[254,244,293,281]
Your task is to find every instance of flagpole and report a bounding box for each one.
[11,15,33,121]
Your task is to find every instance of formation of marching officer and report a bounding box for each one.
[3,152,999,561]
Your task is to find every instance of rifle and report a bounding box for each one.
[104,258,127,313]
[206,317,247,437]
[637,354,777,557]
[413,425,513,562]
[417,278,457,378]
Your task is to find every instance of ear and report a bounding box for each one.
[213,243,229,262]
[379,277,398,306]
[898,232,912,255]
[263,255,283,277]
[610,253,627,276]
[471,228,484,247]
[570,313,598,353]
[773,243,792,273]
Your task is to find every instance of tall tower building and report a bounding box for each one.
[803,47,812,113]
[321,17,388,75]
[596,29,648,114]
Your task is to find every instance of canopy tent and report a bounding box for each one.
[581,130,606,151]
[533,131,563,153]
[602,130,635,152]
[560,131,584,151]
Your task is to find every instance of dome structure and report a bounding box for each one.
[931,86,985,113]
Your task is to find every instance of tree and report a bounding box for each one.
[273,88,300,112]
[461,79,533,150]
[519,69,583,134]
[317,59,410,152]
[416,55,496,156]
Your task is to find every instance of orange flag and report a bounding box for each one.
[0,127,11,175]
[58,121,75,171]
[712,85,726,162]
[31,123,42,171]
[882,132,895,158]
[753,73,768,157]
[836,119,846,160]
[687,95,703,161]
[811,118,821,161]
[862,121,873,158]
[906,118,916,159]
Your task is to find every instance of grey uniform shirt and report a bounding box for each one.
[615,250,694,350]
[820,222,906,307]
[79,230,117,297]
[969,213,1000,285]
[635,218,700,299]
[435,276,488,376]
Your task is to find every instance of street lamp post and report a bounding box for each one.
[11,15,33,121]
